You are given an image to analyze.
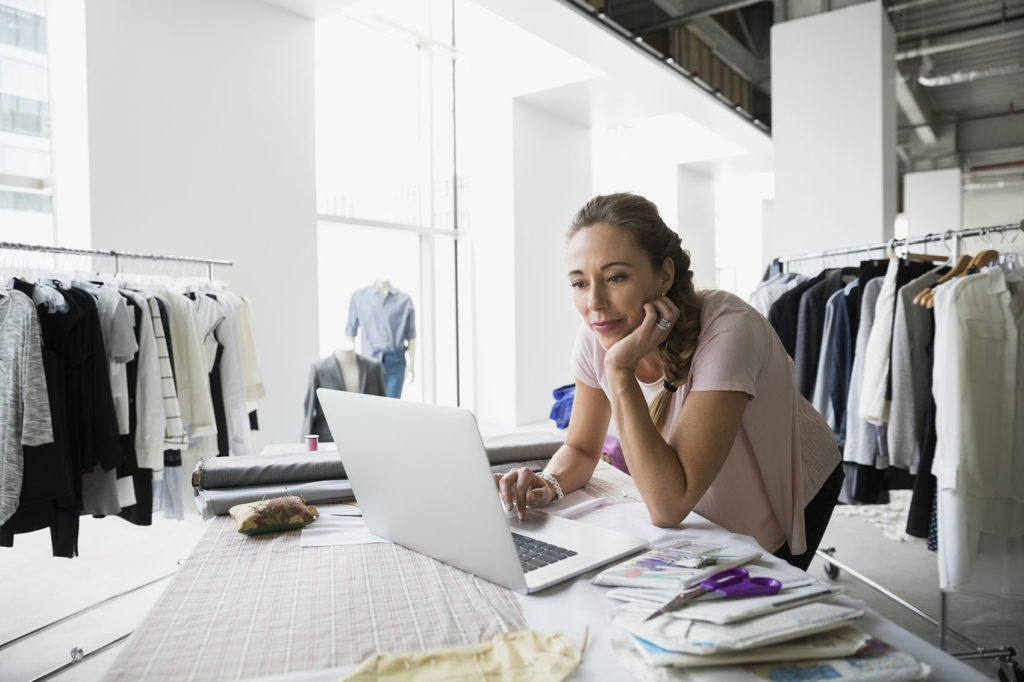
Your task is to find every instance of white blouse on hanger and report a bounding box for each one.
[932,266,1024,596]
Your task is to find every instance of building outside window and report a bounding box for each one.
[0,0,52,245]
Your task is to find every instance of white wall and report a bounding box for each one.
[676,167,716,290]
[512,100,592,425]
[84,0,317,450]
[963,185,1024,230]
[772,0,895,256]
[47,0,91,250]
[904,168,962,237]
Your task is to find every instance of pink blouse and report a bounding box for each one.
[572,289,839,554]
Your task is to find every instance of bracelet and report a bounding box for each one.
[536,472,564,500]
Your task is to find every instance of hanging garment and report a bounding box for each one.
[932,266,1024,595]
[749,272,806,319]
[344,285,417,360]
[811,286,850,429]
[768,272,827,358]
[302,354,386,441]
[887,267,944,472]
[0,290,54,526]
[795,268,859,399]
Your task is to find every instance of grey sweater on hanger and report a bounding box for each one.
[302,354,386,441]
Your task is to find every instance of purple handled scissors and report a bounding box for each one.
[643,567,782,622]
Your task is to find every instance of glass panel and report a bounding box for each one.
[0,5,47,53]
[316,15,422,225]
[0,91,50,136]
[317,220,423,403]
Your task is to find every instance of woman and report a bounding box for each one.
[496,193,842,570]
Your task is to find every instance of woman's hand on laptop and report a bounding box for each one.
[493,468,556,519]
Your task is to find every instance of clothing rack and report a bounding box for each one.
[0,240,232,280]
[774,220,1023,679]
[1,240,233,677]
[777,220,1023,270]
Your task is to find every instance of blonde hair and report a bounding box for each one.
[568,193,703,430]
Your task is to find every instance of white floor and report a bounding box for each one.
[1,498,1021,681]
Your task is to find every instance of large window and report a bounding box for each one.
[0,0,51,244]
[315,1,465,407]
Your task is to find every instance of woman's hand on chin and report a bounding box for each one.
[604,297,678,375]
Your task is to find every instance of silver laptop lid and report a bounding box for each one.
[316,389,527,592]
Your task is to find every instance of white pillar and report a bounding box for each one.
[771,0,896,256]
[677,167,716,290]
[904,168,962,238]
[511,100,592,426]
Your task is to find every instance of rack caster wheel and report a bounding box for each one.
[998,661,1023,682]
[818,547,840,580]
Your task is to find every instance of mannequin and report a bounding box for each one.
[333,339,360,392]
[345,277,417,398]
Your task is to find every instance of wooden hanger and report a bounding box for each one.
[904,252,948,262]
[913,254,972,306]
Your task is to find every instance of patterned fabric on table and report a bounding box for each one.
[101,518,526,681]
[584,460,643,504]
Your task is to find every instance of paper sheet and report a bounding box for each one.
[300,513,388,547]
[534,489,607,519]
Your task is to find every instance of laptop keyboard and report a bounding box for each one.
[511,532,577,573]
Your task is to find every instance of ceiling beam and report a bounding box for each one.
[633,0,769,33]
[895,70,937,145]
[689,15,771,87]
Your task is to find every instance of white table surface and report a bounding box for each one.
[239,500,986,681]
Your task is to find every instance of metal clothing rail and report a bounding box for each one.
[782,219,1024,680]
[0,240,232,280]
[777,220,1023,268]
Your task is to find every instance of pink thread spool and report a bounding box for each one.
[305,435,319,451]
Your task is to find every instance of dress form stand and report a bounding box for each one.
[334,340,360,392]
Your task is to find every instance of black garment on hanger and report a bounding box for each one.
[0,310,75,554]
[116,294,153,527]
[211,343,229,457]
[794,267,860,398]
[63,286,124,474]
[907,313,938,549]
[768,271,828,358]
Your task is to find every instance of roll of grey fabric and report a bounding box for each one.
[193,479,355,519]
[193,452,347,489]
[481,432,564,465]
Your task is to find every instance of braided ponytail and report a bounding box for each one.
[569,193,703,430]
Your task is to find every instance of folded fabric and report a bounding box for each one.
[193,479,354,519]
[192,451,347,488]
[613,602,863,655]
[229,495,319,535]
[341,630,581,681]
[630,624,871,668]
[482,432,564,465]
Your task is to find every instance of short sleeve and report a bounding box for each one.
[108,294,139,362]
[688,301,765,398]
[21,307,54,447]
[569,324,602,389]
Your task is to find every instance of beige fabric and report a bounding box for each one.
[341,630,581,681]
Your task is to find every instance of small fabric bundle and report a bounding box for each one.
[229,495,319,535]
[341,630,582,681]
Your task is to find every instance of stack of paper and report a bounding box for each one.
[594,541,929,681]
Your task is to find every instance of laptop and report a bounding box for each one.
[317,389,649,593]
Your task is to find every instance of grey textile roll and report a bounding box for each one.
[481,431,564,465]
[193,479,354,520]
[192,452,347,489]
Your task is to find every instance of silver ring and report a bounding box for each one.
[655,317,672,330]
